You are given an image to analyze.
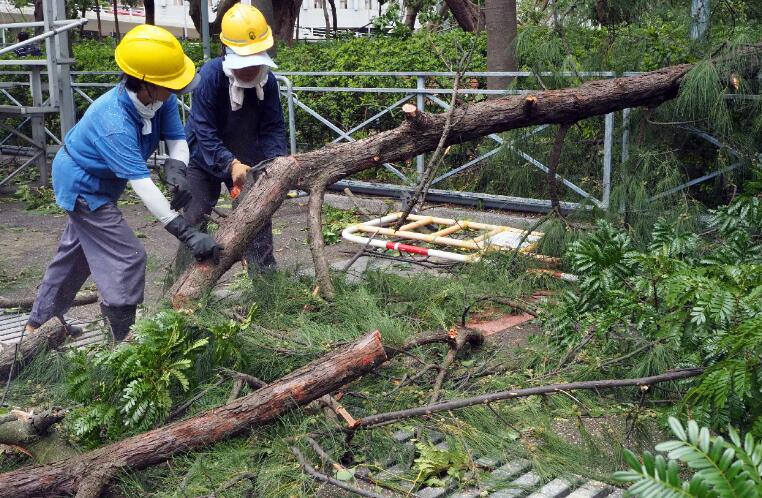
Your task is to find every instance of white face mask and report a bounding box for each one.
[126,89,164,135]
[221,64,269,111]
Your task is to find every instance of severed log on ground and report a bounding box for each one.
[0,409,76,464]
[169,57,757,307]
[0,319,68,383]
[0,292,98,310]
[0,330,387,498]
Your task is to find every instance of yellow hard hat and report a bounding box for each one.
[219,4,274,56]
[115,25,197,92]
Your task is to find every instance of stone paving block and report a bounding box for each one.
[426,430,445,444]
[376,463,408,481]
[565,480,612,498]
[490,459,532,482]
[393,429,415,443]
[606,490,624,498]
[488,471,542,498]
[526,477,575,498]
[475,456,502,470]
[449,489,482,498]
[416,486,448,498]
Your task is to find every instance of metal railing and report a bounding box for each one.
[0,69,750,212]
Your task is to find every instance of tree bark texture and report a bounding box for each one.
[0,319,67,383]
[170,63,700,306]
[0,330,387,497]
[404,1,421,29]
[0,292,97,310]
[445,0,483,32]
[486,0,518,90]
[547,122,572,212]
[272,0,302,44]
[112,0,120,40]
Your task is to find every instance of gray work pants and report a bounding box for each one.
[177,163,276,277]
[28,198,146,327]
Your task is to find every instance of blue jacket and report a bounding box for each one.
[52,85,185,212]
[185,57,288,179]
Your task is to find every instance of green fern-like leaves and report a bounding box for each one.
[616,418,762,498]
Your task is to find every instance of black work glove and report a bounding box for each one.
[165,216,222,264]
[160,158,192,211]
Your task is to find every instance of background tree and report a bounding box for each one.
[145,0,155,25]
[485,0,517,90]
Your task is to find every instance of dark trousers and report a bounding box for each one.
[29,199,146,327]
[179,163,276,276]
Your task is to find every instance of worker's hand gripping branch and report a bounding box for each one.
[230,159,251,188]
[160,158,193,210]
[165,216,223,264]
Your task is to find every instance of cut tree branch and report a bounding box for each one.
[353,368,704,429]
[0,331,387,497]
[0,292,97,310]
[0,319,68,383]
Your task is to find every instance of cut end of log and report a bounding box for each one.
[402,103,418,116]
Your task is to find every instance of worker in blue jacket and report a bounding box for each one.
[24,26,222,342]
[182,3,287,276]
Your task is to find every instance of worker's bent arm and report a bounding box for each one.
[165,139,190,165]
[129,178,180,226]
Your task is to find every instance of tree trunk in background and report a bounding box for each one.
[272,0,302,44]
[321,0,331,35]
[486,0,517,91]
[95,3,102,40]
[404,1,420,29]
[327,0,338,34]
[113,0,121,40]
[80,0,89,35]
[444,0,483,32]
[145,0,155,25]
[33,0,42,34]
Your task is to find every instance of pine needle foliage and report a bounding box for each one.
[614,417,762,498]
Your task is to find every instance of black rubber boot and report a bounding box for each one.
[100,303,137,343]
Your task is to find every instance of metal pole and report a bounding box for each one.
[602,112,613,209]
[30,68,48,185]
[200,0,210,60]
[283,77,297,155]
[416,75,425,180]
[42,0,58,111]
[621,108,630,164]
[619,108,630,213]
[0,19,87,57]
[54,0,76,135]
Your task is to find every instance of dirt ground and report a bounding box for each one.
[0,193,355,323]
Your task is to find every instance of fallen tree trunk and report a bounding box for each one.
[0,330,387,498]
[0,292,97,310]
[170,51,760,307]
[0,319,67,383]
